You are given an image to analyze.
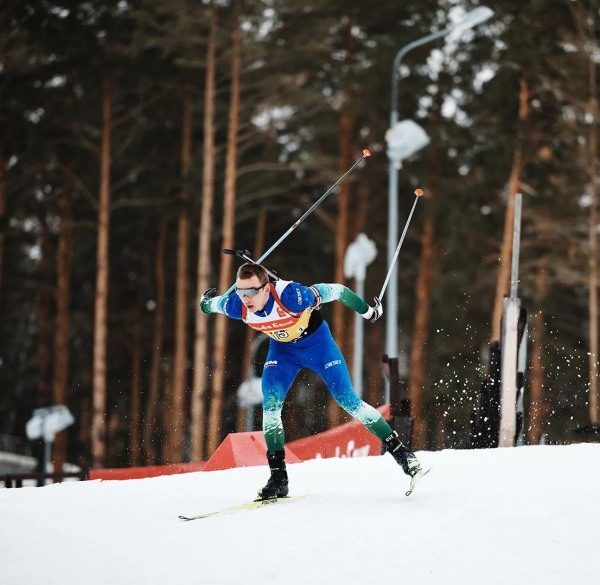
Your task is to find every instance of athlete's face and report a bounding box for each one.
[235,275,270,313]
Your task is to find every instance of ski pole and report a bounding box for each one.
[223,149,372,295]
[379,188,423,301]
[223,248,280,281]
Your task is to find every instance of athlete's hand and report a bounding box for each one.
[369,296,383,323]
[201,287,218,302]
[200,288,218,314]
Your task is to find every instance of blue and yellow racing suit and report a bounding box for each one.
[201,280,393,452]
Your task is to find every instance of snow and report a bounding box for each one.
[2,444,599,585]
[385,119,430,168]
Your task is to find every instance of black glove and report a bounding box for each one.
[199,287,218,314]
[201,287,218,302]
[370,296,383,323]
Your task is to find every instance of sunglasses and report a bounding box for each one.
[235,283,268,299]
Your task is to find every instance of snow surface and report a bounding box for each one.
[2,444,599,585]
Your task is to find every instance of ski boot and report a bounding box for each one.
[383,431,422,477]
[256,450,289,501]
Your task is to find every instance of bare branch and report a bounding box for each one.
[56,162,99,213]
[236,162,315,178]
[111,197,173,211]
[111,88,170,129]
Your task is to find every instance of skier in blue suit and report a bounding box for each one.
[201,262,424,499]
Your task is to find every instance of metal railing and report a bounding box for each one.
[3,470,88,488]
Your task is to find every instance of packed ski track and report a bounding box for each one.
[2,444,598,585]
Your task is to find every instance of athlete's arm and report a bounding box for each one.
[280,281,370,315]
[261,281,382,322]
[278,282,322,312]
[311,283,383,322]
[200,289,243,319]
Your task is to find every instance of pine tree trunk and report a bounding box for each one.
[143,218,167,464]
[169,92,193,462]
[161,354,174,464]
[52,175,73,474]
[344,181,370,406]
[408,97,442,451]
[92,78,112,468]
[129,306,142,467]
[491,78,529,341]
[351,181,370,240]
[191,0,217,461]
[330,21,356,428]
[332,110,354,348]
[329,110,354,427]
[237,205,267,432]
[588,38,599,425]
[108,407,120,467]
[79,395,91,470]
[408,197,436,451]
[37,199,51,408]
[207,14,242,455]
[0,153,6,313]
[528,256,548,444]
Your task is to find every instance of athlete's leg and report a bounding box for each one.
[304,326,422,476]
[302,324,393,440]
[257,343,301,499]
[261,343,301,452]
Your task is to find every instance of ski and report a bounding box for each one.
[405,465,433,497]
[179,495,306,521]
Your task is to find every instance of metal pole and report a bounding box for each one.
[44,439,51,483]
[353,275,365,398]
[386,124,399,363]
[386,13,493,364]
[499,193,523,447]
[510,192,522,299]
[387,27,455,368]
[42,414,51,486]
[246,406,255,433]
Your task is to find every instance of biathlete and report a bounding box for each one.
[200,262,425,499]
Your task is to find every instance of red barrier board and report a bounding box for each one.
[89,462,205,481]
[287,404,389,460]
[89,404,390,479]
[203,431,300,471]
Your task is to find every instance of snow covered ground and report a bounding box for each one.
[2,444,599,585]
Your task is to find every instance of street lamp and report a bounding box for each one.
[344,233,378,398]
[386,6,494,369]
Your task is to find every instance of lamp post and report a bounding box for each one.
[344,233,377,398]
[386,7,494,366]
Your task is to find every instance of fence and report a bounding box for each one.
[2,470,88,488]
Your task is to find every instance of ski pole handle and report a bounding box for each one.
[223,249,279,282]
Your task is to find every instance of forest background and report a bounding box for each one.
[1,0,599,472]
